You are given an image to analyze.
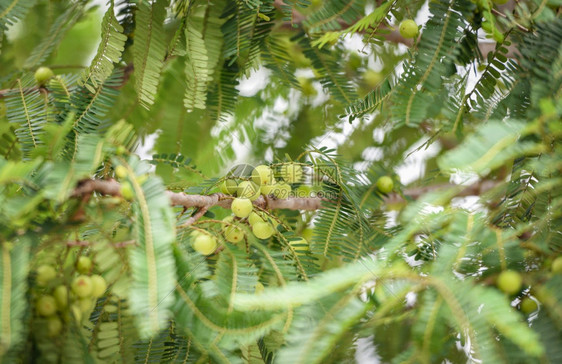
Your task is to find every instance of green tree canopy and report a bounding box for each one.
[0,0,561,363]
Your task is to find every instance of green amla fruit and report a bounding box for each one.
[223,224,245,243]
[551,256,562,274]
[399,19,419,39]
[237,181,261,201]
[36,265,57,287]
[520,297,538,314]
[376,176,394,194]
[252,165,275,186]
[120,181,134,200]
[36,295,57,316]
[496,270,522,295]
[272,182,292,199]
[193,234,218,255]
[54,285,68,309]
[34,67,54,85]
[90,274,107,297]
[252,222,275,239]
[363,70,383,88]
[47,316,63,337]
[115,165,128,180]
[279,163,303,184]
[220,179,238,195]
[76,256,93,274]
[71,275,93,298]
[231,198,253,218]
[289,237,309,252]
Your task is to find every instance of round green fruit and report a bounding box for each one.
[78,298,94,313]
[34,67,54,85]
[231,198,253,218]
[47,317,63,337]
[237,181,260,200]
[120,181,134,200]
[71,275,93,298]
[36,295,57,316]
[252,222,275,239]
[399,19,419,39]
[376,176,394,193]
[260,183,276,195]
[71,304,82,322]
[223,224,245,243]
[36,265,57,286]
[302,228,314,241]
[248,211,267,226]
[252,165,275,186]
[497,270,522,295]
[220,179,238,195]
[363,70,383,88]
[193,234,218,255]
[90,274,107,297]
[255,282,265,294]
[76,256,93,274]
[520,297,538,314]
[115,165,128,180]
[295,185,312,198]
[53,285,68,309]
[279,163,303,184]
[551,256,562,274]
[272,182,292,199]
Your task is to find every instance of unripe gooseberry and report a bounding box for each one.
[551,256,562,274]
[520,297,538,314]
[71,275,93,298]
[47,316,63,337]
[279,163,303,184]
[220,179,238,195]
[272,182,292,199]
[34,67,54,85]
[237,181,260,200]
[363,70,383,88]
[289,237,309,252]
[252,222,275,239]
[248,211,267,226]
[255,282,265,294]
[193,234,218,255]
[78,298,94,313]
[376,176,394,194]
[36,265,57,287]
[399,19,419,39]
[496,270,522,295]
[120,181,134,200]
[231,198,253,218]
[36,295,57,316]
[90,274,107,297]
[223,224,245,243]
[252,165,275,186]
[53,285,68,309]
[76,256,92,274]
[115,165,128,180]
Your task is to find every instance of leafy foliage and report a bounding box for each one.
[0,0,561,363]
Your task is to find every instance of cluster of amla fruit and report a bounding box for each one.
[34,256,107,336]
[191,163,310,255]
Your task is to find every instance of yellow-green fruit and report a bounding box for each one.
[552,256,562,274]
[78,298,93,313]
[289,238,309,252]
[248,211,267,226]
[279,163,303,183]
[71,275,93,298]
[34,67,54,85]
[54,285,68,309]
[47,317,63,337]
[114,165,127,180]
[272,182,292,199]
[255,282,265,294]
[252,222,275,239]
[493,0,509,4]
[76,256,93,274]
[252,165,275,186]
[231,198,253,218]
[36,265,57,287]
[223,224,245,243]
[363,70,383,88]
[220,179,238,195]
[37,295,57,316]
[260,183,276,195]
[497,270,522,295]
[71,304,82,322]
[399,19,419,39]
[520,297,538,314]
[237,181,260,200]
[116,145,127,155]
[193,234,218,255]
[90,275,107,298]
[295,185,312,197]
[376,176,394,193]
[120,181,134,200]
